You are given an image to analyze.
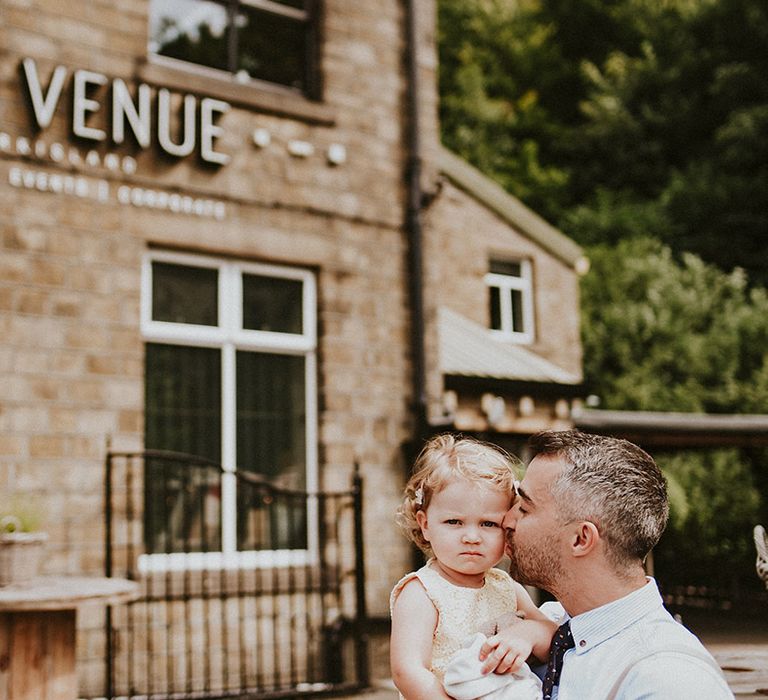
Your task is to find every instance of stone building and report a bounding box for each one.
[0,0,584,695]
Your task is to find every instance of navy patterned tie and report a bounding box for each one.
[542,621,575,700]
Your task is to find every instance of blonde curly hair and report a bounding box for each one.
[396,433,520,555]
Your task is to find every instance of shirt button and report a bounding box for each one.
[579,640,586,647]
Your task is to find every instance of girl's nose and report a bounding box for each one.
[462,528,481,543]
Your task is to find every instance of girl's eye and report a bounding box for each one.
[445,519,460,525]
[482,521,500,528]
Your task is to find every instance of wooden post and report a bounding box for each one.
[0,610,77,700]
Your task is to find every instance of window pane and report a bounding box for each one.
[236,6,306,89]
[271,0,305,8]
[236,351,306,549]
[489,286,502,331]
[510,289,525,333]
[149,0,229,72]
[152,262,218,326]
[490,260,522,277]
[242,273,303,334]
[144,343,222,553]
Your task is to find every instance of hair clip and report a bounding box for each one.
[414,486,424,506]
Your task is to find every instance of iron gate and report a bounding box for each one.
[98,450,368,699]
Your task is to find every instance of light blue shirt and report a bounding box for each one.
[548,578,734,699]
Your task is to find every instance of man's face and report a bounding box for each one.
[503,454,567,591]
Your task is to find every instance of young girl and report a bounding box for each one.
[390,434,554,700]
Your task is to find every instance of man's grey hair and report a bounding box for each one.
[528,430,669,569]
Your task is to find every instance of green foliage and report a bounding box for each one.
[437,0,768,595]
[581,238,768,413]
[656,450,761,586]
[437,0,571,217]
[580,239,768,590]
[438,0,768,282]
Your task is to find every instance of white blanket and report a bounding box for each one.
[443,632,543,700]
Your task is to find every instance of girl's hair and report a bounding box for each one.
[396,433,520,555]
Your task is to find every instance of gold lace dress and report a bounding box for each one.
[390,559,519,683]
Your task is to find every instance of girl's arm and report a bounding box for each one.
[390,579,453,700]
[478,581,558,674]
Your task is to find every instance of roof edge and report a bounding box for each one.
[437,146,587,273]
[445,374,585,397]
[574,408,768,433]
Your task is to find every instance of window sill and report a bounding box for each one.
[137,57,336,127]
[489,329,535,345]
[137,549,315,574]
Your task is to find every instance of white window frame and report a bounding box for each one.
[139,249,318,572]
[485,259,535,344]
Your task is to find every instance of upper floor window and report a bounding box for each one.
[486,259,535,343]
[148,0,322,98]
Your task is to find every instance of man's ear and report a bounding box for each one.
[416,510,430,541]
[569,521,600,558]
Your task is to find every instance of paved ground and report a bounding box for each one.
[710,643,768,698]
[341,611,768,699]
[693,611,768,698]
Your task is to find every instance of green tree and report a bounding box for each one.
[438,0,768,596]
[581,238,768,413]
[574,0,768,282]
[438,0,768,282]
[655,449,761,590]
[437,0,571,217]
[581,238,768,593]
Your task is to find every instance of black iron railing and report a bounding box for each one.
[98,450,368,700]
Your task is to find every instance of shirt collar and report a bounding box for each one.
[568,577,662,653]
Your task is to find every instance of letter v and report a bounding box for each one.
[22,57,67,130]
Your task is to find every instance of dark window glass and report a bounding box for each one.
[236,351,306,550]
[237,6,305,89]
[242,274,303,334]
[152,262,218,326]
[144,343,222,554]
[490,260,522,277]
[489,287,502,331]
[148,0,315,95]
[510,289,524,333]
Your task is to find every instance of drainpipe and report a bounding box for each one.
[404,0,428,448]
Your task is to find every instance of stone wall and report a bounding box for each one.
[0,0,436,658]
[422,178,583,421]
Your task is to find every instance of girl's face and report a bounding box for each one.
[416,478,511,588]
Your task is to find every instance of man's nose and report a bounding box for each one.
[502,506,518,530]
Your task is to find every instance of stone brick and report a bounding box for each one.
[16,289,48,314]
[0,435,25,456]
[29,434,67,458]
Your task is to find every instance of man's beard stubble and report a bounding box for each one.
[505,530,564,594]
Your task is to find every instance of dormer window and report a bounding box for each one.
[148,0,322,98]
[486,259,534,343]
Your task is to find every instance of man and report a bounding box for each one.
[483,429,733,699]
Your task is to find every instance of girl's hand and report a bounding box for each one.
[478,617,557,674]
[477,627,534,675]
